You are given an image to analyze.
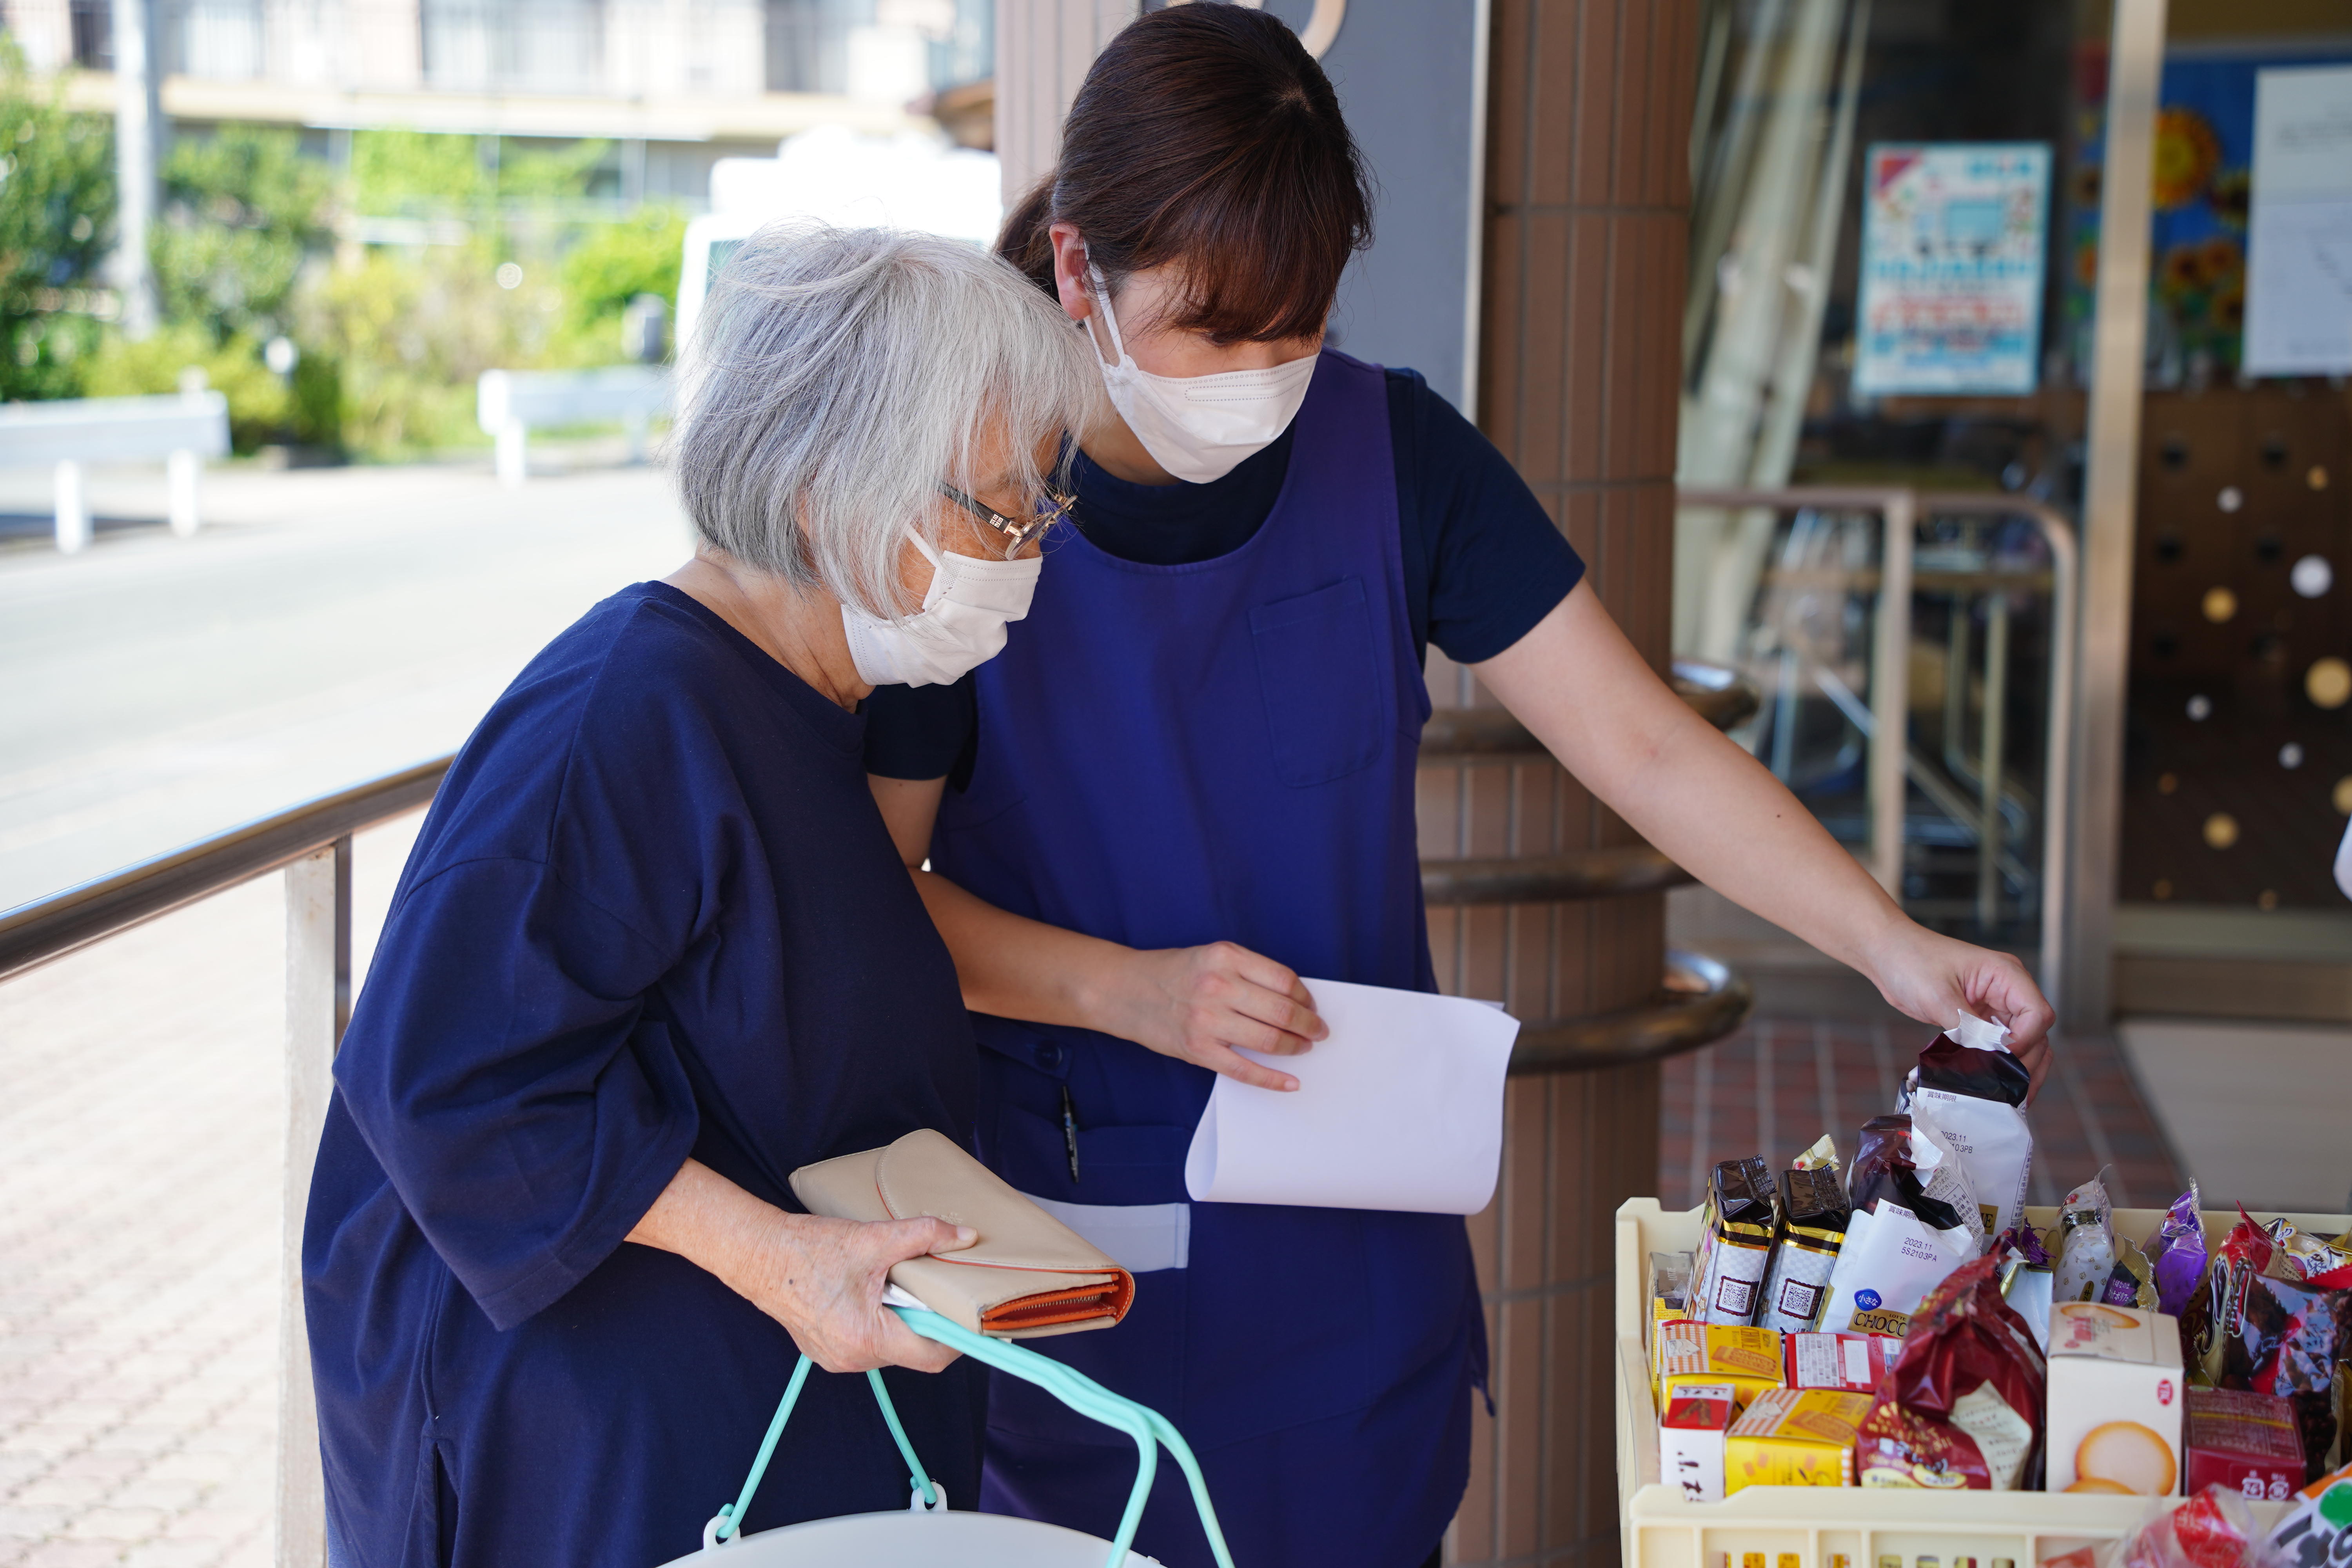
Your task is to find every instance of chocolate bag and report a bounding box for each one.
[1904,1012,2034,1236]
[1856,1252,2048,1490]
[1690,1157,1778,1326]
[1757,1166,1851,1334]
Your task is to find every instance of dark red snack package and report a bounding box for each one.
[2219,1269,2347,1483]
[1855,1252,2048,1489]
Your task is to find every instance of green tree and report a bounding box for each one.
[555,202,684,363]
[0,40,114,400]
[154,125,334,343]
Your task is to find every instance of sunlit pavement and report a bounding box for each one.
[1,454,681,1565]
[0,452,692,912]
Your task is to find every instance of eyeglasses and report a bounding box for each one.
[936,481,1075,555]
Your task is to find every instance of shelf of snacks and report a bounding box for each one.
[1613,1015,2351,1568]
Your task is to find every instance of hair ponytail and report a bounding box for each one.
[993,5,1372,344]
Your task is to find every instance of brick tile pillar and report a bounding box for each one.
[1437,3,1698,1563]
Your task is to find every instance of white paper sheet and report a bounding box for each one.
[2245,65,2352,375]
[1182,979,1521,1215]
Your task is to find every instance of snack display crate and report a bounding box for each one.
[1614,1198,2352,1568]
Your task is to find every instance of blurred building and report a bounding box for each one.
[4,0,994,203]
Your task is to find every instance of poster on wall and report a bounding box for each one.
[1853,143,2051,396]
[2243,64,2352,376]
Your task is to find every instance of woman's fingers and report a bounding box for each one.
[1199,1041,1299,1093]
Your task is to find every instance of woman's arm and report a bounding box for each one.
[868,775,1325,1091]
[1470,581,2056,1096]
[626,1156,973,1374]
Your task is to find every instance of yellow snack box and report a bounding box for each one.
[1655,1322,1786,1413]
[1725,1388,1871,1493]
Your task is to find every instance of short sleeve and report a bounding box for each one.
[331,855,701,1331]
[1389,369,1586,665]
[863,677,979,788]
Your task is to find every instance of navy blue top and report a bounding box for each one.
[303,582,983,1568]
[864,367,1584,786]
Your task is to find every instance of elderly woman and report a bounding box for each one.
[302,225,1097,1568]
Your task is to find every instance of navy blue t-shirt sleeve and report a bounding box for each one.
[862,677,977,784]
[333,853,701,1331]
[1387,368,1586,664]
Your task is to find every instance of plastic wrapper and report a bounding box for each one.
[2262,1462,2352,1568]
[2219,1266,2348,1483]
[1855,1252,2047,1490]
[1904,1012,2034,1236]
[1690,1157,1778,1326]
[1793,1134,1840,1172]
[2106,1238,2161,1311]
[2055,1171,2119,1305]
[1758,1167,1851,1334]
[2147,1184,2211,1320]
[1995,1225,2055,1350]
[2116,1484,2258,1568]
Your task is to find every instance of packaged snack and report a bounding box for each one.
[1786,1330,1900,1394]
[2147,1184,2210,1321]
[1818,1200,1978,1339]
[2185,1387,2306,1503]
[1758,1167,1851,1334]
[1690,1157,1778,1326]
[2045,1301,2187,1496]
[2055,1171,2120,1305]
[2115,1484,2257,1568]
[1660,1381,1739,1503]
[2272,1223,2352,1292]
[1995,1224,2056,1350]
[1651,1249,1695,1360]
[1793,1134,1840,1171]
[2107,1238,2162,1311]
[1848,1112,1984,1255]
[1656,1322,1786,1412]
[1904,1011,2034,1236]
[1726,1387,1872,1492]
[2262,1462,2352,1568]
[1856,1252,2047,1490]
[2218,1265,2347,1483]
[2187,1212,2275,1387]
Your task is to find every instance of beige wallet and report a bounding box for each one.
[789,1129,1136,1341]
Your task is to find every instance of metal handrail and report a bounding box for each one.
[1417,657,1760,758]
[1423,845,1690,905]
[0,756,453,985]
[1677,486,2078,1005]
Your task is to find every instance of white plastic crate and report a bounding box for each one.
[1614,1198,2352,1568]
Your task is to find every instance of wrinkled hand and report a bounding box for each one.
[1108,941,1327,1091]
[734,1213,975,1374]
[1867,921,2057,1104]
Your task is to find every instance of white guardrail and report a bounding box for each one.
[476,366,671,488]
[0,390,231,553]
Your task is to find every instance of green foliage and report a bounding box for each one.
[154,125,334,345]
[0,40,115,400]
[554,202,684,363]
[350,128,611,217]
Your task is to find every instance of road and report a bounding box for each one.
[0,455,692,912]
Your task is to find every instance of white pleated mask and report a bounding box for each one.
[840,529,1042,688]
[1087,264,1317,485]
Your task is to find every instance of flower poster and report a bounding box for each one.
[1854,143,2051,396]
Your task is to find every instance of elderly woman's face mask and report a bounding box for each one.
[839,500,1058,689]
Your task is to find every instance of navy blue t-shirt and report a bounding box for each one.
[304,582,983,1568]
[864,366,1583,785]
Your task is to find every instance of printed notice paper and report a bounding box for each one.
[1183,979,1520,1215]
[1854,143,2051,395]
[2244,65,2352,376]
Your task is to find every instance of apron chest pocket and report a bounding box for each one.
[1247,577,1384,788]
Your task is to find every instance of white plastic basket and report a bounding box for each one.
[1614,1198,2352,1568]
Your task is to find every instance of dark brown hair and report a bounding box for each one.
[998,4,1373,345]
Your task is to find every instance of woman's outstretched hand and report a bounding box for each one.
[626,1159,975,1374]
[1102,940,1327,1091]
[1865,922,2057,1104]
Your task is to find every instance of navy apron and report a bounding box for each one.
[931,350,1483,1568]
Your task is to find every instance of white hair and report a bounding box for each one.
[674,221,1099,619]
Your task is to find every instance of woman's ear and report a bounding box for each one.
[1047,222,1092,325]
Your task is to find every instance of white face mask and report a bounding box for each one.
[840,528,1042,688]
[1087,263,1317,485]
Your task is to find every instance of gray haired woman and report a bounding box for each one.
[303,224,1098,1568]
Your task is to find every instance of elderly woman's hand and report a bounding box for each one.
[627,1158,976,1374]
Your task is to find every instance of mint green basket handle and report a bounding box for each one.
[701,1306,1234,1568]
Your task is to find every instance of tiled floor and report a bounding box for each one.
[1657,1014,2187,1214]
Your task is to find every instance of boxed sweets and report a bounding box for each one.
[2185,1387,2306,1502]
[2046,1301,2185,1496]
[1661,1381,1740,1503]
[1656,1322,1786,1413]
[1726,1388,1873,1493]
[1786,1331,1901,1395]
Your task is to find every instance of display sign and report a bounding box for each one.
[2243,65,2352,376]
[1853,143,2051,396]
